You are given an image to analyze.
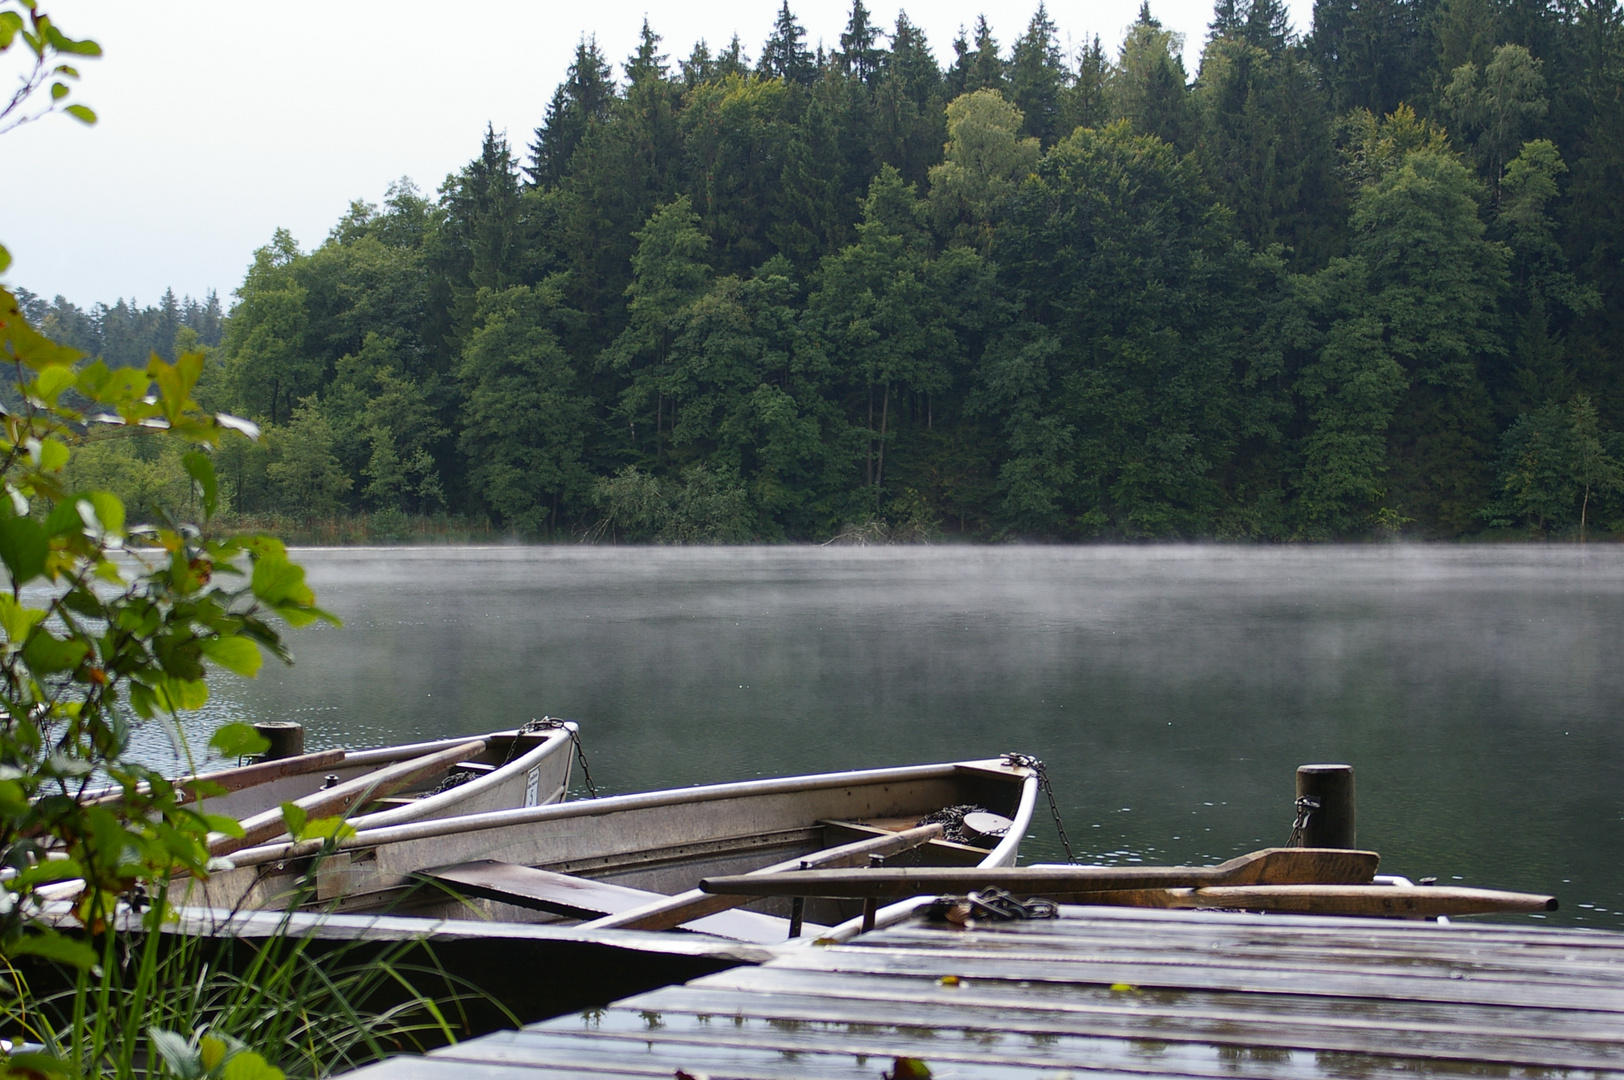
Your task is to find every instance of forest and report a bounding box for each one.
[23,0,1624,541]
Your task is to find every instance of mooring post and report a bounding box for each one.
[254,721,305,761]
[1295,764,1356,848]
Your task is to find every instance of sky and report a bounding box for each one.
[2,0,1314,310]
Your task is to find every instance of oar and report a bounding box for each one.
[582,823,946,933]
[210,739,488,857]
[1068,884,1557,917]
[700,847,1381,900]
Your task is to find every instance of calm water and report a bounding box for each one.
[171,544,1623,928]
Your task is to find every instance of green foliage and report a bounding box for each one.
[50,4,1619,543]
[1485,393,1623,534]
[591,463,754,542]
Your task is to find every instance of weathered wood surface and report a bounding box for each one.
[341,903,1624,1080]
[700,846,1382,898]
[418,861,821,943]
[581,823,943,933]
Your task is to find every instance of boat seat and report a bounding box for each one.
[416,860,802,944]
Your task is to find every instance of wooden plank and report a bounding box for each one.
[472,1020,1573,1080]
[583,824,941,933]
[416,861,805,944]
[773,943,1624,1011]
[690,962,1624,1038]
[700,847,1381,898]
[863,924,1624,986]
[1006,903,1624,949]
[964,908,1624,952]
[343,1058,661,1080]
[606,981,1624,1070]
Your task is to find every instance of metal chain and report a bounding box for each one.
[525,716,599,798]
[1286,794,1320,847]
[1001,752,1076,862]
[926,886,1059,924]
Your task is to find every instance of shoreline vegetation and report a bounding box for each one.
[23,0,1624,545]
[212,509,1622,546]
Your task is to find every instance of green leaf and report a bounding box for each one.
[200,636,262,678]
[22,631,89,674]
[183,451,218,519]
[85,491,126,535]
[50,80,67,100]
[202,813,245,838]
[0,513,48,584]
[0,242,10,275]
[0,595,46,642]
[200,1036,228,1072]
[44,497,83,538]
[251,553,313,607]
[279,802,307,838]
[8,927,98,969]
[33,365,77,406]
[209,722,269,759]
[220,1050,285,1080]
[63,103,95,124]
[3,1052,73,1079]
[162,677,209,711]
[291,814,356,845]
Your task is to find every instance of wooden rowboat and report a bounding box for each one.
[186,756,1040,943]
[73,721,579,857]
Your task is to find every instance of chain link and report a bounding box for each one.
[1001,752,1076,862]
[524,716,599,798]
[927,886,1059,923]
[1286,794,1320,847]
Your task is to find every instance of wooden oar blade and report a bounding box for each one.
[1216,847,1381,885]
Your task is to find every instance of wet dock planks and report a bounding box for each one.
[347,905,1624,1079]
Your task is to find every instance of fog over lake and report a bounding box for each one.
[171,544,1624,927]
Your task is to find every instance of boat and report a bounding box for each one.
[74,720,580,857]
[185,755,1040,943]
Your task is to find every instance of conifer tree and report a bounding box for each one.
[1112,4,1192,149]
[759,2,816,84]
[1011,3,1069,144]
[968,15,1007,93]
[839,0,884,83]
[526,38,614,188]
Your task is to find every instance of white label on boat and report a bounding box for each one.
[525,766,541,807]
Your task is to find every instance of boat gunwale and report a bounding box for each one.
[341,724,576,831]
[223,758,1033,871]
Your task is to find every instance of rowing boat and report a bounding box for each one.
[186,755,1040,943]
[71,721,579,858]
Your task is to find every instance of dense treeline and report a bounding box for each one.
[17,287,225,368]
[47,0,1624,539]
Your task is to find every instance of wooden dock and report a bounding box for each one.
[345,904,1624,1079]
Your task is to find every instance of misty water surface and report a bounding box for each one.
[174,544,1623,927]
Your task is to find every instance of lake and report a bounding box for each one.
[175,544,1623,928]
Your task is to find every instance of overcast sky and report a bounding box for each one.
[3,0,1314,309]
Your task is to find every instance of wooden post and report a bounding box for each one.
[255,722,305,761]
[1295,764,1356,849]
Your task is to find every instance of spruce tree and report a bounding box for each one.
[759,2,816,84]
[839,0,884,83]
[968,15,1007,93]
[1010,3,1069,144]
[526,38,614,188]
